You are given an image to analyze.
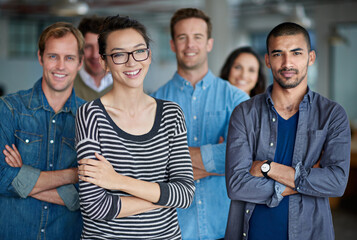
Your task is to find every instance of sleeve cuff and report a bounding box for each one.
[200,144,215,172]
[11,164,41,198]
[57,184,80,211]
[266,182,286,208]
[294,162,302,191]
[155,182,169,206]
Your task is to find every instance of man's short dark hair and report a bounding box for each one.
[78,15,106,36]
[266,22,312,53]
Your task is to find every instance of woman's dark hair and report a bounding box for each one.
[98,15,151,57]
[220,46,266,97]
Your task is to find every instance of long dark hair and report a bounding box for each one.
[220,46,266,97]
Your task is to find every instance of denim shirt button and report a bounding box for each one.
[49,164,53,168]
[194,137,198,141]
[198,200,202,205]
[41,229,45,233]
[25,139,29,143]
[52,119,56,124]
[272,117,276,122]
[246,209,250,214]
[193,96,197,101]
[196,180,200,184]
[50,140,54,144]
[44,206,48,210]
[270,142,274,147]
[243,233,247,237]
[193,115,197,120]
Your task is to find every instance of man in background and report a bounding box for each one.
[74,16,113,101]
[0,22,85,239]
[152,8,249,240]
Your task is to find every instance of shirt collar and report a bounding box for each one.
[79,68,113,92]
[265,84,313,107]
[28,78,79,115]
[173,70,215,90]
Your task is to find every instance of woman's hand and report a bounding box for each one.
[3,144,23,168]
[78,152,121,190]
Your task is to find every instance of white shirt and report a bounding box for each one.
[79,68,113,92]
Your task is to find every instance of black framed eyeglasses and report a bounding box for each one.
[102,48,150,65]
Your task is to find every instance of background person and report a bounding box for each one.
[76,15,195,239]
[220,46,266,97]
[0,22,85,239]
[152,8,249,240]
[74,15,113,101]
[225,22,351,240]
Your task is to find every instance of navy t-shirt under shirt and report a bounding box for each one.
[248,111,299,240]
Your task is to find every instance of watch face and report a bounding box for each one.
[261,163,270,172]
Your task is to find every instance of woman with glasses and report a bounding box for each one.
[75,15,195,240]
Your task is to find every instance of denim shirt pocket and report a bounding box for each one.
[14,130,43,168]
[204,110,229,142]
[59,137,77,169]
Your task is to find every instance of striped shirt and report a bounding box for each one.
[75,98,195,240]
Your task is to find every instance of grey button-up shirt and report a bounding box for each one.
[225,85,351,240]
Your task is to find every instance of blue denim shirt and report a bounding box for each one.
[0,79,84,240]
[152,71,249,239]
[225,85,351,240]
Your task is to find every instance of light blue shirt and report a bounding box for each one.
[152,71,249,239]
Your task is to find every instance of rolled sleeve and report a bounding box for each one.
[11,164,41,198]
[267,182,286,207]
[201,142,226,174]
[57,184,80,211]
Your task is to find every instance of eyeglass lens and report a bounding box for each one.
[112,49,149,64]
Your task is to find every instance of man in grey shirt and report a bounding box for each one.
[225,22,351,240]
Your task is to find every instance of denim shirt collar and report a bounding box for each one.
[172,70,215,90]
[264,84,313,108]
[28,78,78,115]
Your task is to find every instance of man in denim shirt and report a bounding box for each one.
[0,22,85,239]
[225,22,351,240]
[153,8,249,240]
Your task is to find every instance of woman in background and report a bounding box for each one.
[220,46,266,97]
[75,15,195,240]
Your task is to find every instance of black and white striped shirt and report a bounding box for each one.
[75,98,195,239]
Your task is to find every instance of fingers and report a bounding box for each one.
[3,145,22,167]
[78,153,106,165]
[78,158,99,166]
[78,164,98,176]
[78,175,96,185]
[3,149,20,167]
[95,152,108,163]
[11,144,22,159]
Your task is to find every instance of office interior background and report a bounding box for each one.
[0,0,356,238]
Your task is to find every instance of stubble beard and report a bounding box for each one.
[274,67,307,89]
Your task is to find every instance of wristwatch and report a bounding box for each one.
[261,160,272,178]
